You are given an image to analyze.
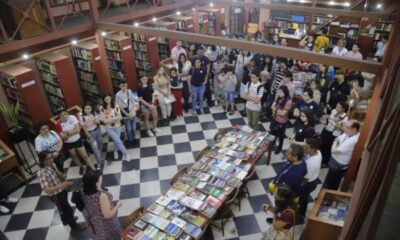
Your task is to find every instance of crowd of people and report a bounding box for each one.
[28,32,364,239]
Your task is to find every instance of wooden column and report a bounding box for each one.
[308,0,317,34]
[95,31,113,96]
[259,0,271,38]
[193,5,199,33]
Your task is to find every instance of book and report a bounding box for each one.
[180,196,206,210]
[171,217,187,228]
[183,223,202,238]
[206,195,223,208]
[211,188,223,197]
[176,232,192,240]
[148,203,164,215]
[187,189,207,201]
[166,188,186,200]
[227,176,241,188]
[160,209,172,219]
[173,182,190,192]
[133,220,149,231]
[166,200,187,215]
[164,223,182,237]
[192,215,207,227]
[127,228,144,240]
[156,196,173,207]
[198,173,211,182]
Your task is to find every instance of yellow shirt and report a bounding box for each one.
[315,35,330,52]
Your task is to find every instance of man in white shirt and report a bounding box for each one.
[325,119,360,190]
[298,138,322,223]
[375,36,387,58]
[170,40,187,63]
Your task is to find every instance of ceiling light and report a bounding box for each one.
[134,22,139,27]
[192,8,195,11]
[22,54,29,60]
[300,0,305,3]
[376,3,382,9]
[101,31,107,36]
[328,1,335,6]
[344,2,350,7]
[71,39,77,45]
[176,11,181,16]
[209,2,214,7]
[152,17,157,22]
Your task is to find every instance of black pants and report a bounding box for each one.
[298,179,319,216]
[54,155,64,173]
[270,120,287,151]
[321,129,335,164]
[52,190,76,227]
[182,81,190,112]
[324,158,346,190]
[204,79,213,106]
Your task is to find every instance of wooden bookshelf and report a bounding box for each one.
[229,6,245,35]
[71,42,112,106]
[198,12,209,35]
[200,8,225,36]
[129,32,160,77]
[104,34,138,91]
[0,65,51,131]
[147,21,177,61]
[36,53,82,114]
[300,189,352,240]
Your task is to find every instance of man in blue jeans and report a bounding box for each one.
[116,80,139,147]
[191,58,207,115]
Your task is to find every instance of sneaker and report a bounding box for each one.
[0,205,10,214]
[71,222,87,231]
[147,129,154,137]
[123,153,131,162]
[113,151,119,160]
[192,111,197,116]
[5,197,18,203]
[153,128,162,133]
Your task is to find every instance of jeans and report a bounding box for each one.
[246,108,260,130]
[88,127,103,165]
[192,85,206,112]
[124,117,136,142]
[106,126,128,155]
[298,179,319,216]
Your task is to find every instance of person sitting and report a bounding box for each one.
[262,184,297,240]
[345,43,363,60]
[314,28,330,52]
[331,38,348,57]
[37,151,86,231]
[375,36,387,59]
[325,120,360,190]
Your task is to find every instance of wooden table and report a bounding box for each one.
[121,126,274,239]
[0,139,28,183]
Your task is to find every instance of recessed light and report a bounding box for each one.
[152,17,157,22]
[176,11,181,16]
[376,3,382,9]
[192,8,195,11]
[329,1,335,6]
[71,40,77,45]
[209,2,214,7]
[101,31,107,36]
[344,2,350,7]
[22,54,29,60]
[134,22,139,27]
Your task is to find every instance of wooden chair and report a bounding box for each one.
[213,128,228,143]
[121,207,144,229]
[211,187,240,236]
[170,167,188,185]
[233,167,257,211]
[195,146,211,162]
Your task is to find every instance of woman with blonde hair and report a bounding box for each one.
[154,66,173,123]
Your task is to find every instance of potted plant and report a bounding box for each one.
[0,100,26,143]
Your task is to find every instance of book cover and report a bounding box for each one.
[198,173,211,182]
[206,195,223,208]
[173,182,190,192]
[180,196,206,210]
[192,215,207,227]
[133,219,148,231]
[156,196,173,207]
[148,203,164,215]
[166,188,186,200]
[171,217,187,228]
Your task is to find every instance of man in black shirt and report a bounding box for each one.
[327,69,350,113]
[193,47,212,107]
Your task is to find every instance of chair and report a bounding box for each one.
[211,187,240,236]
[233,167,257,211]
[170,167,188,185]
[195,146,211,162]
[213,128,228,142]
[121,207,144,229]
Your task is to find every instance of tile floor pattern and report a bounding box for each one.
[0,103,328,240]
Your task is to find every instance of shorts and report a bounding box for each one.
[64,138,84,151]
[225,91,235,103]
[140,104,149,113]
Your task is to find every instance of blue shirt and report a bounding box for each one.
[191,68,207,87]
[274,161,307,195]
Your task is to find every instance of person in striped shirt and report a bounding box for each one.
[244,70,264,130]
[272,58,288,94]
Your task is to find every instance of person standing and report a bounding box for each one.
[175,53,192,113]
[138,75,161,137]
[190,58,207,115]
[35,122,64,172]
[0,183,18,214]
[281,69,295,98]
[326,69,350,113]
[272,58,288,95]
[298,138,322,223]
[193,47,212,107]
[169,67,183,119]
[99,94,130,162]
[240,58,259,99]
[154,66,173,123]
[79,103,103,170]
[314,28,330,52]
[56,108,96,174]
[325,120,360,190]
[220,65,237,115]
[170,40,187,63]
[310,79,322,104]
[244,70,264,130]
[81,170,122,240]
[331,39,348,57]
[211,55,226,105]
[345,43,363,60]
[37,151,86,231]
[116,80,139,146]
[291,109,316,146]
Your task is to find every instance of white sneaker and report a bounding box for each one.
[153,128,162,133]
[5,197,18,203]
[113,151,119,160]
[147,129,154,137]
[123,153,131,162]
[0,205,10,214]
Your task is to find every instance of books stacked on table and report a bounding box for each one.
[316,199,348,225]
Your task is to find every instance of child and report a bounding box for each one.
[219,65,237,115]
[244,70,264,130]
[170,67,183,119]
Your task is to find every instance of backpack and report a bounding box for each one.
[247,82,263,96]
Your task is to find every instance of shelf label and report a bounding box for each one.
[123,45,132,50]
[203,20,208,23]
[188,24,194,28]
[148,37,156,42]
[95,56,101,61]
[21,80,35,89]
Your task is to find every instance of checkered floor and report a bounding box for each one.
[0,102,328,240]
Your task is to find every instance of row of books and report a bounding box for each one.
[5,87,24,103]
[40,72,60,86]
[158,45,169,54]
[132,33,147,42]
[71,46,92,60]
[109,69,125,81]
[44,83,64,98]
[48,94,66,112]
[317,199,348,224]
[105,39,121,51]
[37,60,57,75]
[138,70,151,77]
[1,76,17,89]
[135,51,150,61]
[80,81,100,94]
[108,59,124,71]
[135,60,151,71]
[133,42,149,52]
[107,51,122,61]
[76,59,94,72]
[78,71,96,82]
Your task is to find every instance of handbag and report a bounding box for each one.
[163,94,176,104]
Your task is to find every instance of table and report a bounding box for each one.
[0,139,28,183]
[121,126,273,239]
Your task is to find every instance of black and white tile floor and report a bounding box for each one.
[0,102,328,240]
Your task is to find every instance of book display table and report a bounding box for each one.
[0,139,28,184]
[121,126,274,239]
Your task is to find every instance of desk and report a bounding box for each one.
[0,140,28,183]
[121,126,273,239]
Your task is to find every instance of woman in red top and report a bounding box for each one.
[262,184,297,240]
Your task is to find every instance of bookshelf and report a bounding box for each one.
[104,34,138,91]
[200,8,225,36]
[300,189,352,240]
[198,12,209,35]
[37,53,82,114]
[229,7,245,35]
[130,32,160,77]
[0,65,51,131]
[71,42,112,106]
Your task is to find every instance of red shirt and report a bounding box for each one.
[276,209,295,229]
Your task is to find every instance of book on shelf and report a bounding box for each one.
[156,196,173,207]
[40,72,60,86]
[37,59,57,75]
[78,71,96,82]
[171,217,187,229]
[1,76,17,89]
[71,46,92,60]
[44,83,64,98]
[76,60,94,72]
[104,39,121,51]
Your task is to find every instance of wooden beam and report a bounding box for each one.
[43,0,57,31]
[96,22,382,74]
[213,0,391,19]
